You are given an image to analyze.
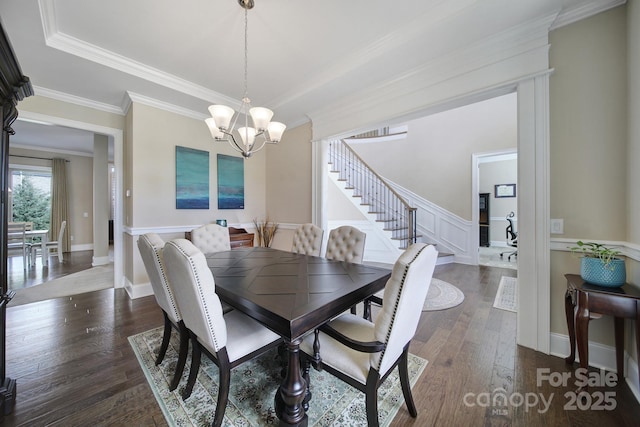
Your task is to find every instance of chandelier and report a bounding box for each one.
[205,0,286,158]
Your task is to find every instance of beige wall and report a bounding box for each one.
[629,0,640,249]
[265,122,313,223]
[349,93,517,220]
[549,6,635,351]
[128,102,267,228]
[479,159,517,243]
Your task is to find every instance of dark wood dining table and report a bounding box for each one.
[206,247,392,426]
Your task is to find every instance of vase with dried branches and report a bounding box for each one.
[252,217,279,248]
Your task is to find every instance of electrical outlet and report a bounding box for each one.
[551,219,564,234]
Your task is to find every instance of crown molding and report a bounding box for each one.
[38,0,238,107]
[308,13,556,138]
[34,85,124,115]
[9,142,94,158]
[551,0,626,30]
[123,92,207,120]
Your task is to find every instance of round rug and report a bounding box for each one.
[423,278,465,311]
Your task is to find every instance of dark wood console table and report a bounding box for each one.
[564,273,640,386]
[228,226,254,249]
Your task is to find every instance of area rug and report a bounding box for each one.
[422,278,465,311]
[493,276,517,312]
[129,327,428,426]
[8,264,114,307]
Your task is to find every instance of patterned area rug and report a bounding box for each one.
[422,279,465,311]
[494,276,517,312]
[129,327,428,426]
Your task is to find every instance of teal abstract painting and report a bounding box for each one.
[176,146,209,209]
[217,154,244,209]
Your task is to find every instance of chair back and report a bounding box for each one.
[325,226,366,264]
[56,220,67,245]
[291,223,324,256]
[7,222,26,243]
[163,239,227,352]
[7,223,27,254]
[137,233,181,324]
[372,243,438,375]
[191,223,231,253]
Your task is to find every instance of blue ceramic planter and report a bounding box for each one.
[580,257,626,287]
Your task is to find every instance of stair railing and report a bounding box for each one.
[328,139,417,249]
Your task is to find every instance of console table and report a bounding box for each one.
[564,273,640,386]
[228,227,254,249]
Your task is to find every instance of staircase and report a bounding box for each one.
[328,139,418,250]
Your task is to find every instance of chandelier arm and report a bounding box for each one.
[246,138,267,155]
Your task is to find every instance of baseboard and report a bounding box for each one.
[92,256,110,266]
[123,278,153,299]
[550,332,640,402]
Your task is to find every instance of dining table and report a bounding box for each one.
[25,229,49,267]
[206,247,392,426]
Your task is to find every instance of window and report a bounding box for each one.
[9,165,52,230]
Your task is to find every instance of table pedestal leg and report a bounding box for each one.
[275,339,308,427]
[565,289,576,364]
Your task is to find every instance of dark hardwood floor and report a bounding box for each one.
[3,262,639,426]
[7,250,95,291]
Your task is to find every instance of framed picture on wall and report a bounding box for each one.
[217,154,244,209]
[495,183,516,198]
[175,146,209,209]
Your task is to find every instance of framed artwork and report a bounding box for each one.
[494,183,516,198]
[175,146,209,209]
[217,154,244,209]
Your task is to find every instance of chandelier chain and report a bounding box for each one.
[243,6,249,101]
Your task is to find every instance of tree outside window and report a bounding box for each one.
[11,172,51,231]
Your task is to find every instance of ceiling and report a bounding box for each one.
[0,0,621,155]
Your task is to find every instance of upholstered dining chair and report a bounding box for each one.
[137,233,188,391]
[163,239,281,427]
[31,220,66,264]
[300,243,438,427]
[191,223,231,254]
[291,223,324,257]
[325,225,366,264]
[326,225,367,314]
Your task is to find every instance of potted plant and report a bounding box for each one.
[569,241,626,287]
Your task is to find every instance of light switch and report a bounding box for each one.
[551,219,564,234]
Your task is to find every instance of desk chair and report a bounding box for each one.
[499,213,517,261]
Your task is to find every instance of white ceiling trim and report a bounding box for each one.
[34,85,124,115]
[10,142,94,158]
[38,0,240,108]
[123,92,207,121]
[269,0,476,110]
[308,14,556,139]
[551,0,626,30]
